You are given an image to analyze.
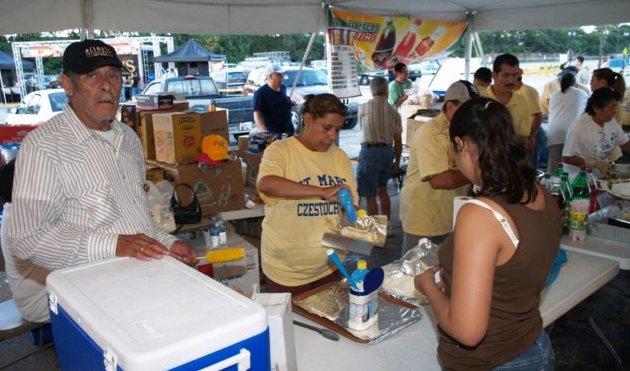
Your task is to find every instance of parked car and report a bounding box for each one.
[139,75,254,135]
[409,60,440,75]
[4,89,67,125]
[210,69,248,90]
[245,66,358,130]
[358,63,423,86]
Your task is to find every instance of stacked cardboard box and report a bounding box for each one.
[121,101,190,160]
[161,158,245,215]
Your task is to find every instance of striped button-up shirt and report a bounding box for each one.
[8,106,177,270]
[358,96,402,144]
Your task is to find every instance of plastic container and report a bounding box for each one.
[338,188,357,223]
[348,288,379,331]
[46,257,270,371]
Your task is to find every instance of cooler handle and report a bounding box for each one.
[200,348,251,371]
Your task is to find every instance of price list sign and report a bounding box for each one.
[327,44,360,98]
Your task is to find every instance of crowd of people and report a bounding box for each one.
[0,38,628,370]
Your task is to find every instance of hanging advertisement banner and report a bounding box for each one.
[19,40,140,59]
[326,8,468,97]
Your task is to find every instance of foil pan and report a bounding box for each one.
[294,281,423,344]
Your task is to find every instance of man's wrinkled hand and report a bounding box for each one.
[116,234,169,261]
[169,241,199,266]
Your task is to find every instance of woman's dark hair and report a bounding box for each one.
[592,68,626,100]
[585,87,621,116]
[301,93,347,119]
[560,72,576,93]
[450,97,538,204]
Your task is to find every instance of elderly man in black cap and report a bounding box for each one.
[4,40,197,323]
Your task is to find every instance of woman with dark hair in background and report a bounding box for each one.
[415,97,562,370]
[257,93,358,295]
[562,88,630,177]
[591,67,626,124]
[546,71,588,173]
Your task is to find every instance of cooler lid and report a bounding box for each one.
[46,256,267,370]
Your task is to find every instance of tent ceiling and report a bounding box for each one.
[0,0,629,35]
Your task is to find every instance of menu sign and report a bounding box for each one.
[327,44,360,98]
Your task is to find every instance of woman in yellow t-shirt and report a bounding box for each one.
[257,94,358,295]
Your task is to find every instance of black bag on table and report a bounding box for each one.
[170,183,202,225]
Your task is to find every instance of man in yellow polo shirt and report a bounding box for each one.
[515,69,542,149]
[482,54,531,143]
[399,81,477,254]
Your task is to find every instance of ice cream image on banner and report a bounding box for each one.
[371,17,396,68]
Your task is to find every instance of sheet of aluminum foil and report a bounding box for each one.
[294,282,423,344]
[339,214,387,246]
[380,260,429,306]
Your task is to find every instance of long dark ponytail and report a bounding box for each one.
[450,97,538,204]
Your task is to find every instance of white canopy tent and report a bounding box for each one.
[1,0,629,96]
[0,0,629,36]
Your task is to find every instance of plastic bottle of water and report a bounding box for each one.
[217,216,227,245]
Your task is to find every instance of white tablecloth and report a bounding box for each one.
[294,250,619,371]
[561,235,630,270]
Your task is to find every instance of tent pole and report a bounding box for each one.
[0,70,6,105]
[81,0,94,39]
[289,32,317,100]
[598,25,607,68]
[464,10,476,81]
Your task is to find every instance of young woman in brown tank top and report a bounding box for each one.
[415,97,562,370]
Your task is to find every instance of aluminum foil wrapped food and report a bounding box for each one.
[380,261,428,306]
[294,282,423,343]
[340,214,387,246]
[401,238,439,276]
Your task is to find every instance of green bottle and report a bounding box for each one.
[560,174,573,235]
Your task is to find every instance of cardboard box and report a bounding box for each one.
[153,111,202,164]
[252,293,297,371]
[145,166,165,183]
[404,109,440,146]
[163,158,245,215]
[243,152,263,187]
[199,109,229,142]
[135,102,190,160]
[186,224,261,297]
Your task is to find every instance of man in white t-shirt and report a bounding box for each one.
[562,88,630,178]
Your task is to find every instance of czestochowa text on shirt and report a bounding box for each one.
[296,173,347,217]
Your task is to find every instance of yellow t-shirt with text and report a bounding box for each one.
[482,86,532,137]
[399,113,467,236]
[258,137,358,287]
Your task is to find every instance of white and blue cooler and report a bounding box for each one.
[46,256,270,370]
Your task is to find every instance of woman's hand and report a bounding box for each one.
[319,184,350,202]
[414,266,441,296]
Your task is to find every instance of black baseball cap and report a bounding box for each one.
[62,39,125,75]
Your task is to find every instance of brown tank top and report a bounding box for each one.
[437,190,562,370]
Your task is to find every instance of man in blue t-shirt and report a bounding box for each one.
[253,68,294,135]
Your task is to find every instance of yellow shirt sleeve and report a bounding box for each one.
[416,125,451,180]
[526,85,542,115]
